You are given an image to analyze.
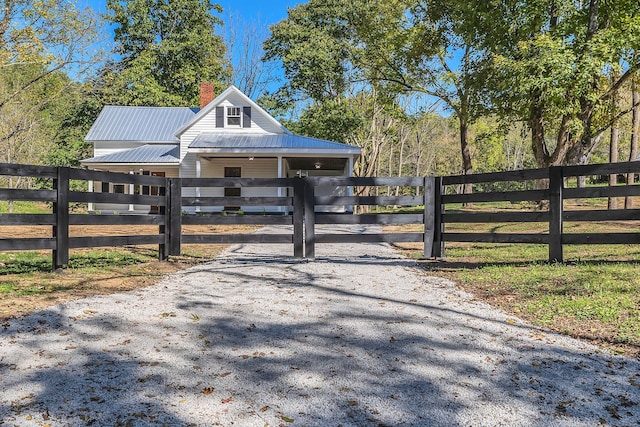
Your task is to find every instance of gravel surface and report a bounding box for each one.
[1,226,639,426]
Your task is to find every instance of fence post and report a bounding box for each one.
[423,176,435,258]
[548,166,563,263]
[432,176,444,258]
[293,178,305,258]
[53,167,69,269]
[167,178,182,256]
[158,180,168,261]
[304,178,315,259]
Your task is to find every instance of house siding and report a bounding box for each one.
[182,157,280,213]
[92,167,179,213]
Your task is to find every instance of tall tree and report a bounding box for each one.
[265,0,486,190]
[103,0,229,106]
[460,0,640,168]
[0,0,99,109]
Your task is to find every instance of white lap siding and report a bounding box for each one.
[182,157,279,213]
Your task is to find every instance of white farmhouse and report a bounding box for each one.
[81,84,361,213]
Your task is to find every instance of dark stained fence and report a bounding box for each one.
[304,176,434,259]
[1,164,168,269]
[3,161,640,268]
[440,162,640,262]
[177,177,300,255]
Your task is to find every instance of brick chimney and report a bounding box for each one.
[199,82,214,109]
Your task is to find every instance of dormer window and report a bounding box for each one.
[216,105,252,128]
[227,107,241,126]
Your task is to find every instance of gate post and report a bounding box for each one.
[158,179,168,261]
[432,176,444,258]
[549,166,563,262]
[423,176,435,258]
[304,178,315,259]
[293,178,304,258]
[53,167,70,269]
[167,178,182,256]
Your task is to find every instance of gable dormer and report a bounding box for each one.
[215,104,252,129]
[175,85,289,137]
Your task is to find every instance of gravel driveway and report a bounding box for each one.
[1,227,639,426]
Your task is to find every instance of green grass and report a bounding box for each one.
[0,201,51,214]
[0,249,155,276]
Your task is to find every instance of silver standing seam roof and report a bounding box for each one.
[190,133,361,154]
[82,145,179,164]
[85,106,198,142]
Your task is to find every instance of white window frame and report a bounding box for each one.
[226,106,242,127]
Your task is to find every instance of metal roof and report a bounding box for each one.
[82,144,180,164]
[189,133,361,155]
[85,106,198,142]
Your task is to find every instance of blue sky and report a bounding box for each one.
[82,0,300,27]
[80,1,301,95]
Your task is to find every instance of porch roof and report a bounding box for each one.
[188,133,361,156]
[82,144,180,164]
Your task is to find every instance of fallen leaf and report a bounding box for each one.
[280,415,294,423]
[220,372,232,377]
[202,387,214,395]
[222,397,233,404]
[260,406,270,412]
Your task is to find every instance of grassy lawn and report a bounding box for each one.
[0,244,226,322]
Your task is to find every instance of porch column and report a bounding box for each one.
[347,157,354,213]
[277,155,284,214]
[195,158,201,213]
[347,157,354,195]
[128,170,134,211]
[88,180,94,212]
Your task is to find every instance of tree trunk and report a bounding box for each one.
[395,135,405,198]
[530,93,549,168]
[626,84,640,208]
[608,83,620,209]
[459,118,472,196]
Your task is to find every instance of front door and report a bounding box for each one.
[224,167,241,211]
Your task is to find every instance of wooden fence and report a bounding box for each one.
[439,162,640,262]
[0,164,429,268]
[2,161,640,268]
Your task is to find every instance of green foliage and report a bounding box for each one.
[103,0,229,106]
[462,0,640,166]
[286,98,364,144]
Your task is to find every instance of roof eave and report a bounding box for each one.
[188,147,361,156]
[80,162,180,167]
[84,139,179,143]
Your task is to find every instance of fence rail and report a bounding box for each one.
[2,161,640,268]
[437,162,640,261]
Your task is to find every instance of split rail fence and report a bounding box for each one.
[2,161,640,269]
